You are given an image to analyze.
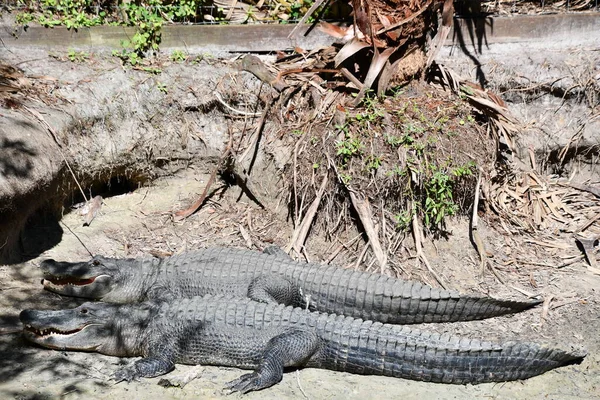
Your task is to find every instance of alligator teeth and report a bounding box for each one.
[46,276,96,286]
[26,325,82,337]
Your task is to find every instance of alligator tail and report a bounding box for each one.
[318,320,586,384]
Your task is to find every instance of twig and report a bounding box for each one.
[470,170,487,276]
[239,224,253,248]
[23,105,88,203]
[174,138,233,220]
[214,90,261,117]
[285,171,329,254]
[301,246,311,263]
[288,0,329,39]
[540,295,554,326]
[325,233,362,264]
[551,298,583,310]
[295,370,309,399]
[487,261,506,284]
[565,182,600,199]
[60,221,93,257]
[354,240,370,270]
[509,285,539,298]
[411,211,446,289]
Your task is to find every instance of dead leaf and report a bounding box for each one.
[80,195,103,226]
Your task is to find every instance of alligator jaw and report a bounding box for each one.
[39,258,120,299]
[42,275,97,287]
[22,323,97,350]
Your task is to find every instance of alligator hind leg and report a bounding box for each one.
[262,245,292,259]
[247,275,304,307]
[225,329,320,394]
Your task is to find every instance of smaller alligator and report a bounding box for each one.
[40,247,541,324]
[20,296,586,393]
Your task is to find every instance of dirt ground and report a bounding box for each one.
[0,167,598,400]
[1,13,600,400]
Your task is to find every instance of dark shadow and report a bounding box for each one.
[450,17,491,88]
[545,143,600,175]
[1,171,151,265]
[66,174,151,207]
[0,331,112,392]
[0,137,37,179]
[451,1,494,88]
[17,208,64,262]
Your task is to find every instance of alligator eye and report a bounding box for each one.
[80,308,89,314]
[92,260,100,266]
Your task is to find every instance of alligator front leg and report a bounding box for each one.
[113,356,176,382]
[224,328,321,394]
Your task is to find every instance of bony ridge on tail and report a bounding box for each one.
[19,296,586,394]
[39,246,542,324]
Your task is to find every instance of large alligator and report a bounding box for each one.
[40,246,541,324]
[20,296,586,393]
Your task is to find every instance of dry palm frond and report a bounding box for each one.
[433,63,519,151]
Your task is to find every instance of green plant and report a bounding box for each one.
[339,173,352,184]
[32,0,105,29]
[121,2,164,57]
[170,49,187,62]
[15,12,34,25]
[352,93,384,126]
[452,161,476,178]
[112,48,141,66]
[142,66,162,74]
[335,129,363,165]
[156,82,168,93]
[422,168,459,228]
[394,209,413,230]
[364,155,382,171]
[418,162,474,226]
[67,48,88,62]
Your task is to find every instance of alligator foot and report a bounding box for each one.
[113,366,139,383]
[225,372,266,394]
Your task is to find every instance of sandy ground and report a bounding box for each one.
[1,169,598,400]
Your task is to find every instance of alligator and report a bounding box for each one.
[20,296,586,393]
[40,246,542,324]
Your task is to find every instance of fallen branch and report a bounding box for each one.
[348,191,387,273]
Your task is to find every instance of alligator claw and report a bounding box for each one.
[113,367,139,383]
[224,372,262,394]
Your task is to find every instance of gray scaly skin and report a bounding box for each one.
[40,246,542,324]
[20,296,586,394]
